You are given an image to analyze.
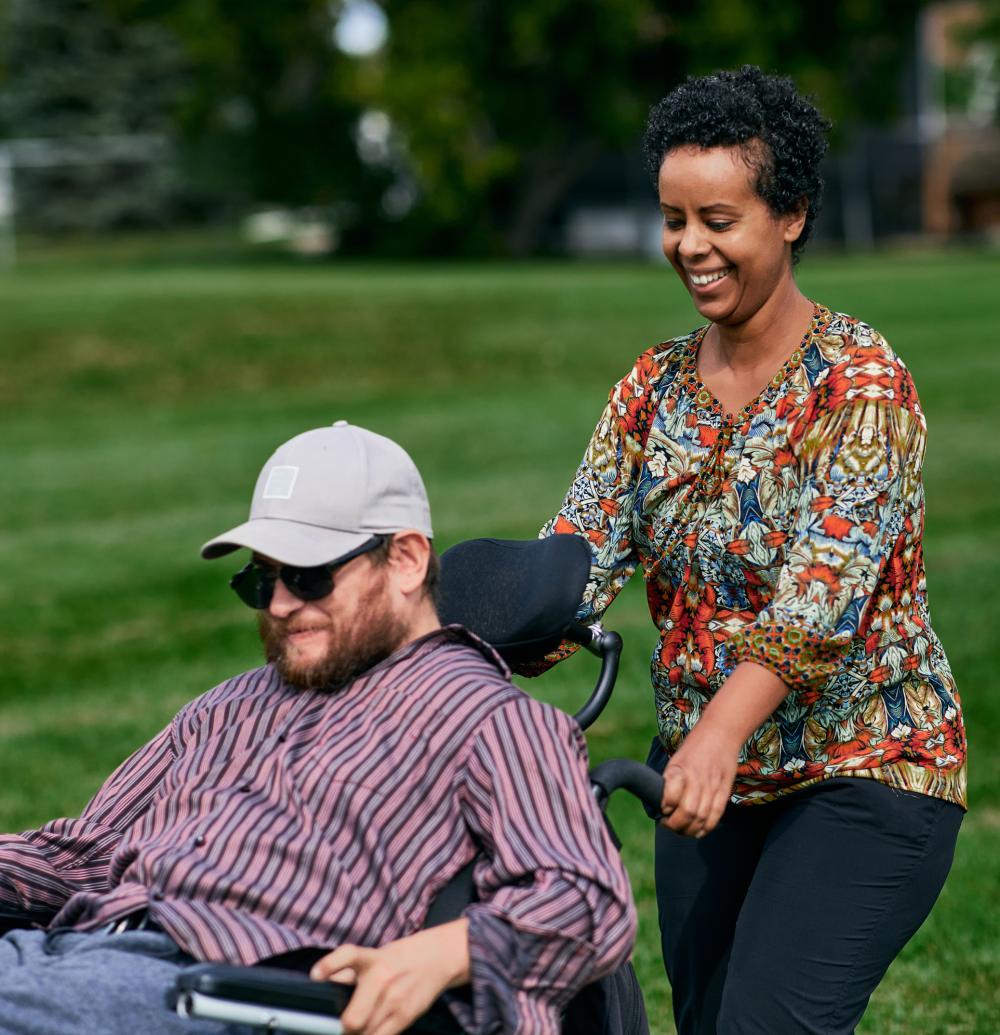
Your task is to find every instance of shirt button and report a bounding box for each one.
[239,784,251,792]
[194,835,206,847]
[277,734,287,743]
[151,891,164,901]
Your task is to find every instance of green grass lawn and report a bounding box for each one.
[1,245,998,1033]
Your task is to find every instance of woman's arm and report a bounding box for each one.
[522,349,665,676]
[659,662,789,837]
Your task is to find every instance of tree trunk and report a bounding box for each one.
[503,139,602,256]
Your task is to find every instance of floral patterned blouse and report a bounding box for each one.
[543,303,967,808]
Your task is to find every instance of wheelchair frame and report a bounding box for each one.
[1,536,662,1035]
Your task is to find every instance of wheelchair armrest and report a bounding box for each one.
[171,964,465,1035]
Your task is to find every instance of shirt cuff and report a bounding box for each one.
[450,909,565,1035]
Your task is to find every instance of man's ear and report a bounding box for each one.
[385,531,431,596]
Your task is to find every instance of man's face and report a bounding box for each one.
[257,551,408,692]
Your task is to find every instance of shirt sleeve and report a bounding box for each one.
[454,697,636,1035]
[727,342,927,705]
[0,717,181,916]
[523,349,660,675]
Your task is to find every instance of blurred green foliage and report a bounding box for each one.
[0,0,187,230]
[1,0,939,252]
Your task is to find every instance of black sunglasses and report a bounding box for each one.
[230,535,388,610]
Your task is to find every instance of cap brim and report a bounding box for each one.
[200,518,372,567]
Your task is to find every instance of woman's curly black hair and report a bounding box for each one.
[643,66,831,260]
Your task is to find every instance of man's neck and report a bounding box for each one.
[402,601,443,647]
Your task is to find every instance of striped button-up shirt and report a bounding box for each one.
[0,627,636,1034]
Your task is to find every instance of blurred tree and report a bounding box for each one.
[379,0,930,255]
[103,0,387,232]
[0,0,934,251]
[946,0,1000,125]
[0,0,188,232]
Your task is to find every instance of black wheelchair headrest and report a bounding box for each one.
[438,535,592,664]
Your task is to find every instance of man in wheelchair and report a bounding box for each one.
[0,423,637,1035]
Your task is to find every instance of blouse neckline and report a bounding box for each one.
[680,301,831,426]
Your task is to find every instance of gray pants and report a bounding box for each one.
[0,926,250,1035]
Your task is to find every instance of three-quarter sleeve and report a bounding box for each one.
[727,344,927,705]
[455,698,636,1034]
[524,349,662,677]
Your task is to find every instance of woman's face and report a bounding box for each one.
[657,144,806,326]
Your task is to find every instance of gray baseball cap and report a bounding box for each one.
[201,421,433,566]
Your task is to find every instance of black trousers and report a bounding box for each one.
[650,758,963,1035]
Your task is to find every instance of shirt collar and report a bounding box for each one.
[377,623,511,679]
[275,622,511,697]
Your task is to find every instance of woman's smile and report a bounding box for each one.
[687,267,732,289]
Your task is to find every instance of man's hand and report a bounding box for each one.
[310,918,470,1035]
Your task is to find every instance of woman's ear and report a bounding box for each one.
[784,197,808,244]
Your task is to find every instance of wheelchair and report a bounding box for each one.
[3,535,663,1034]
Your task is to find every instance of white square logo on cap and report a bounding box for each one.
[263,465,299,500]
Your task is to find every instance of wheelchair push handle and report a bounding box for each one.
[564,621,622,731]
[589,758,664,819]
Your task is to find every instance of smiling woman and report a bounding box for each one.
[658,143,813,413]
[529,66,968,1035]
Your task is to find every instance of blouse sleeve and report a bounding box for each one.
[526,350,661,675]
[727,340,927,705]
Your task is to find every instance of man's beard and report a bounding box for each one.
[257,576,409,693]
